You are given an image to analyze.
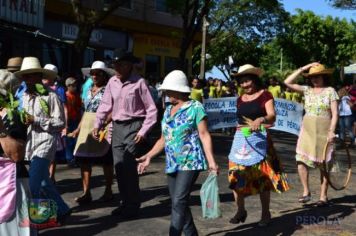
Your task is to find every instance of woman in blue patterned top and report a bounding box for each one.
[137,70,219,236]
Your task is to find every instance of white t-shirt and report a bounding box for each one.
[339,95,352,116]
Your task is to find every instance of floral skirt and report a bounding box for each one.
[228,135,290,196]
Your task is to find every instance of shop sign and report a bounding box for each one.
[62,23,103,43]
[0,0,44,28]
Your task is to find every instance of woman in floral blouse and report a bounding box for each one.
[284,62,338,207]
[136,70,219,236]
[69,61,115,204]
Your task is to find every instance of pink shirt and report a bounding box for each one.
[95,73,157,137]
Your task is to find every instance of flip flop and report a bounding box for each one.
[298,193,311,203]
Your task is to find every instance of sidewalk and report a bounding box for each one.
[41,132,356,236]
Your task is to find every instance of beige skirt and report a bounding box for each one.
[296,116,332,165]
[73,112,110,158]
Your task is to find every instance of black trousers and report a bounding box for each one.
[112,119,146,210]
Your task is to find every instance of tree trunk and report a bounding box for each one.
[71,23,93,72]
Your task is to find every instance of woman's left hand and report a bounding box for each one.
[327,131,336,143]
[208,161,219,175]
[249,118,263,131]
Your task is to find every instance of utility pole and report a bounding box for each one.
[199,15,208,80]
[280,48,283,72]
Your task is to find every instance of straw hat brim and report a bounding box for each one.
[232,68,264,78]
[14,68,57,79]
[303,69,334,78]
[81,67,116,77]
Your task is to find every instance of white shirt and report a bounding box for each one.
[338,95,352,116]
[22,91,65,160]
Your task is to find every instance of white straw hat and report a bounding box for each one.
[43,64,59,80]
[232,64,264,77]
[160,70,191,93]
[14,57,57,79]
[81,61,116,77]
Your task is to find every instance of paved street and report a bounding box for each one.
[41,131,356,236]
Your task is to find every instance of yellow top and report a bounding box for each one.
[209,86,217,98]
[284,91,293,100]
[292,92,301,103]
[190,88,204,102]
[268,85,282,98]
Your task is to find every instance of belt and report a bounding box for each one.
[114,117,144,124]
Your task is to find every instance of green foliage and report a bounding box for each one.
[280,10,356,67]
[327,0,356,10]
[205,0,288,77]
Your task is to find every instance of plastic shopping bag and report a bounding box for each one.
[200,172,221,219]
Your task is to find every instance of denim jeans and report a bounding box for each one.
[65,120,79,163]
[338,115,355,142]
[29,157,70,216]
[167,170,199,236]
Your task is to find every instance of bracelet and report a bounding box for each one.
[0,129,8,138]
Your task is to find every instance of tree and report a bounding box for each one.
[166,0,212,70]
[204,0,289,79]
[70,0,128,71]
[280,10,356,68]
[327,0,356,9]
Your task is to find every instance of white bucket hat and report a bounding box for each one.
[81,61,116,77]
[43,64,59,80]
[14,57,57,79]
[160,70,191,93]
[232,64,264,77]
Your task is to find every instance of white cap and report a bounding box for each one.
[160,70,191,93]
[43,64,59,80]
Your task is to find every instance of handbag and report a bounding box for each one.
[29,198,59,229]
[200,172,221,219]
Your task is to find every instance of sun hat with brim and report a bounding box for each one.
[303,64,334,78]
[81,61,116,77]
[159,70,191,93]
[231,64,264,78]
[43,64,59,80]
[6,57,23,72]
[0,69,21,96]
[14,57,57,79]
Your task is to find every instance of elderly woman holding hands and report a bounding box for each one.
[0,71,36,235]
[284,62,338,207]
[136,70,219,236]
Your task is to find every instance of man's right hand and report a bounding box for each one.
[92,128,99,140]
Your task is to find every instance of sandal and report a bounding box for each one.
[316,200,329,207]
[75,193,92,204]
[298,193,311,203]
[229,210,247,224]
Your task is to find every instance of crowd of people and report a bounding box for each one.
[0,54,353,235]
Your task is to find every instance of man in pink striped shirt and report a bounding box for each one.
[93,52,157,219]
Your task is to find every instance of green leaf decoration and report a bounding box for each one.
[35,84,48,96]
[39,98,49,116]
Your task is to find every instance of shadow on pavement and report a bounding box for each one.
[206,194,356,236]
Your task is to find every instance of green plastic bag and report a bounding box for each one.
[200,172,221,219]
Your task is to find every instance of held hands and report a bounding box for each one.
[136,155,151,174]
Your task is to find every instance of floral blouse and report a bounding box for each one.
[303,86,338,118]
[162,100,208,174]
[83,87,105,113]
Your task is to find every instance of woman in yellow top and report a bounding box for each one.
[190,77,204,102]
[207,77,217,98]
[268,77,282,98]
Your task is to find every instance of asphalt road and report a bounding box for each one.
[40,131,356,236]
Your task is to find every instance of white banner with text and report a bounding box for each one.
[203,97,303,135]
